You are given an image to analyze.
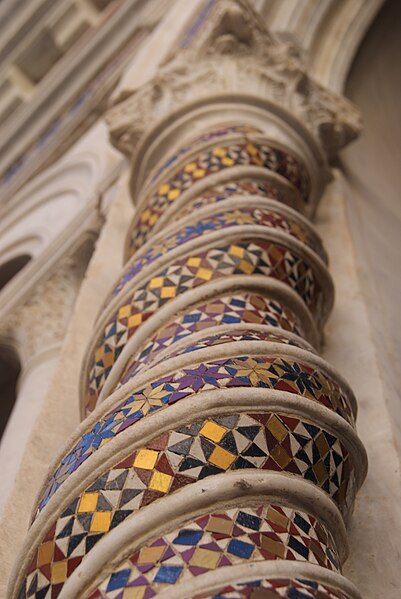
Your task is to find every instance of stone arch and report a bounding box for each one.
[0,343,21,440]
[0,254,31,292]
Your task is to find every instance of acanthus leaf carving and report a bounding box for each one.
[106,0,361,160]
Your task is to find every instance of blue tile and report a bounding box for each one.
[227,539,254,559]
[106,569,131,591]
[173,529,203,545]
[153,565,182,583]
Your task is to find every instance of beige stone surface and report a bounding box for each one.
[316,175,401,598]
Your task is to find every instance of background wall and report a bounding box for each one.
[343,0,401,450]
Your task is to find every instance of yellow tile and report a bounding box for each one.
[229,245,244,258]
[128,313,143,328]
[270,445,291,468]
[51,561,68,584]
[260,535,285,558]
[118,305,131,319]
[315,433,329,456]
[134,449,159,470]
[197,268,213,281]
[103,352,114,368]
[189,547,220,569]
[200,421,227,442]
[95,346,105,362]
[193,169,206,179]
[168,188,180,200]
[77,492,99,513]
[212,147,227,157]
[221,157,235,166]
[158,184,170,195]
[184,162,197,173]
[137,545,166,564]
[149,276,164,289]
[206,516,233,535]
[149,471,172,493]
[90,511,112,533]
[313,460,327,484]
[187,256,201,267]
[266,506,289,530]
[161,286,176,299]
[267,415,288,441]
[246,143,258,156]
[209,446,236,469]
[123,587,146,599]
[140,209,151,223]
[239,259,254,274]
[37,541,54,566]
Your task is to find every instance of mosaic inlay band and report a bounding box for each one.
[195,578,351,599]
[23,413,349,599]
[145,124,263,189]
[113,295,305,385]
[86,239,328,408]
[38,354,357,519]
[87,504,339,599]
[131,142,310,252]
[178,180,290,220]
[117,325,312,383]
[121,203,327,294]
[125,207,328,302]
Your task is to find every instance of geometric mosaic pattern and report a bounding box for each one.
[195,578,351,598]
[38,355,356,518]
[146,124,263,189]
[87,505,339,599]
[117,295,305,383]
[86,239,323,408]
[23,413,348,599]
[122,203,326,284]
[177,179,287,221]
[118,327,312,384]
[19,117,364,599]
[126,177,294,261]
[131,141,310,252]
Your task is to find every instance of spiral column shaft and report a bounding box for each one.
[10,2,367,599]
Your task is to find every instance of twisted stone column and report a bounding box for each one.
[10,2,367,598]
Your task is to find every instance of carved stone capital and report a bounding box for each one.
[106,0,361,161]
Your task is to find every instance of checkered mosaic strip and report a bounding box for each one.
[87,505,339,599]
[37,356,356,520]
[86,240,322,409]
[117,295,305,383]
[131,142,310,252]
[195,578,350,598]
[120,203,326,297]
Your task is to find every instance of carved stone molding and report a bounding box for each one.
[0,258,82,369]
[106,0,361,161]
